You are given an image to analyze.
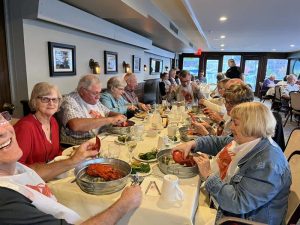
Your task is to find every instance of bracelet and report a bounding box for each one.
[218,120,225,127]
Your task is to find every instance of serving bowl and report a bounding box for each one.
[157,149,198,178]
[74,158,131,195]
[179,126,198,142]
[108,120,135,135]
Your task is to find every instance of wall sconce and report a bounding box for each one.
[89,59,100,74]
[165,66,169,71]
[122,61,130,73]
[144,65,147,71]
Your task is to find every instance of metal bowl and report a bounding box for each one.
[157,149,198,178]
[179,126,198,142]
[74,158,131,195]
[108,120,135,135]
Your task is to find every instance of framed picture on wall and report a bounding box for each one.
[48,42,76,77]
[149,58,163,75]
[104,51,118,74]
[132,55,141,73]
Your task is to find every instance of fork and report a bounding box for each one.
[131,174,144,186]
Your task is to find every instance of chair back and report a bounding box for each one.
[290,91,300,111]
[284,128,300,159]
[286,150,300,225]
[272,111,285,150]
[274,85,282,102]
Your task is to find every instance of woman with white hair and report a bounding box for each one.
[100,76,137,116]
[173,102,291,225]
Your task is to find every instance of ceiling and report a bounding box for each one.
[61,0,300,53]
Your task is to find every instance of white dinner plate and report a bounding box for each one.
[133,152,157,163]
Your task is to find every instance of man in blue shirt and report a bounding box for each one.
[262,74,276,92]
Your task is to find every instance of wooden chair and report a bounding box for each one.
[284,91,300,127]
[258,82,273,103]
[286,150,300,225]
[284,128,300,159]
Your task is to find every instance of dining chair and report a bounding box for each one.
[286,150,300,225]
[284,128,300,159]
[283,91,300,127]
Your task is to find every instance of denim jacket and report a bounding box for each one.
[194,136,291,225]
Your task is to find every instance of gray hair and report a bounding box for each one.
[287,74,297,82]
[107,77,125,90]
[30,82,62,111]
[77,74,101,91]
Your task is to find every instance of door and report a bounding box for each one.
[0,0,11,112]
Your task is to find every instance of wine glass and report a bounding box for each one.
[126,136,137,164]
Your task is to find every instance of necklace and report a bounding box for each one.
[33,114,52,142]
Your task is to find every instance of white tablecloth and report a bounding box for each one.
[48,117,201,225]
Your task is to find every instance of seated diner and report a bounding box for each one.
[173,102,291,225]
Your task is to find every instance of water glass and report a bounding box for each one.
[133,124,144,141]
[126,137,137,163]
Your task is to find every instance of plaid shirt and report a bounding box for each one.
[122,87,139,105]
[59,91,110,145]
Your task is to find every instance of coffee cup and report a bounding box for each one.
[160,174,183,202]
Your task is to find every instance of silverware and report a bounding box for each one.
[145,181,161,195]
[131,174,144,186]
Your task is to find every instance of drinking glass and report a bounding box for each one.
[126,136,137,164]
[133,124,144,141]
[107,141,120,159]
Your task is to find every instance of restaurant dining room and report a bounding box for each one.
[1,0,300,225]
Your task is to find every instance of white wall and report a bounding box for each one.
[23,19,170,96]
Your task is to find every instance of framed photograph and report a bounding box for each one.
[132,55,141,73]
[48,42,76,77]
[104,51,118,74]
[150,58,163,75]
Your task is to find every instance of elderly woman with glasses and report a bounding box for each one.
[14,82,62,167]
[100,76,138,117]
[173,102,291,225]
[13,82,108,182]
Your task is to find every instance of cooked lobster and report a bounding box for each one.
[86,164,123,181]
[172,150,196,167]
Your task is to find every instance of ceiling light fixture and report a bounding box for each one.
[272,49,276,51]
[220,44,225,47]
[221,49,225,51]
[220,35,226,39]
[290,44,295,47]
[219,16,227,22]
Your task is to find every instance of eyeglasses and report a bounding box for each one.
[38,96,61,104]
[0,111,12,126]
[225,100,236,107]
[84,88,101,96]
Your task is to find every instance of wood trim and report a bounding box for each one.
[0,0,11,111]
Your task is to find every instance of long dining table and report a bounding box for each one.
[48,116,201,225]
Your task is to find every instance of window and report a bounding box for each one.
[290,59,300,77]
[205,60,219,84]
[244,60,259,91]
[266,59,288,80]
[182,57,200,76]
[222,55,241,72]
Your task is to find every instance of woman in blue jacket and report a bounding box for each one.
[173,102,291,225]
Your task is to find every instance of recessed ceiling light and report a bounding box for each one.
[220,44,225,47]
[219,17,227,22]
[290,44,295,47]
[221,48,225,51]
[272,49,276,51]
[220,35,226,39]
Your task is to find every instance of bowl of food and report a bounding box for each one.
[74,158,131,195]
[108,120,135,135]
[157,149,198,178]
[179,126,198,142]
